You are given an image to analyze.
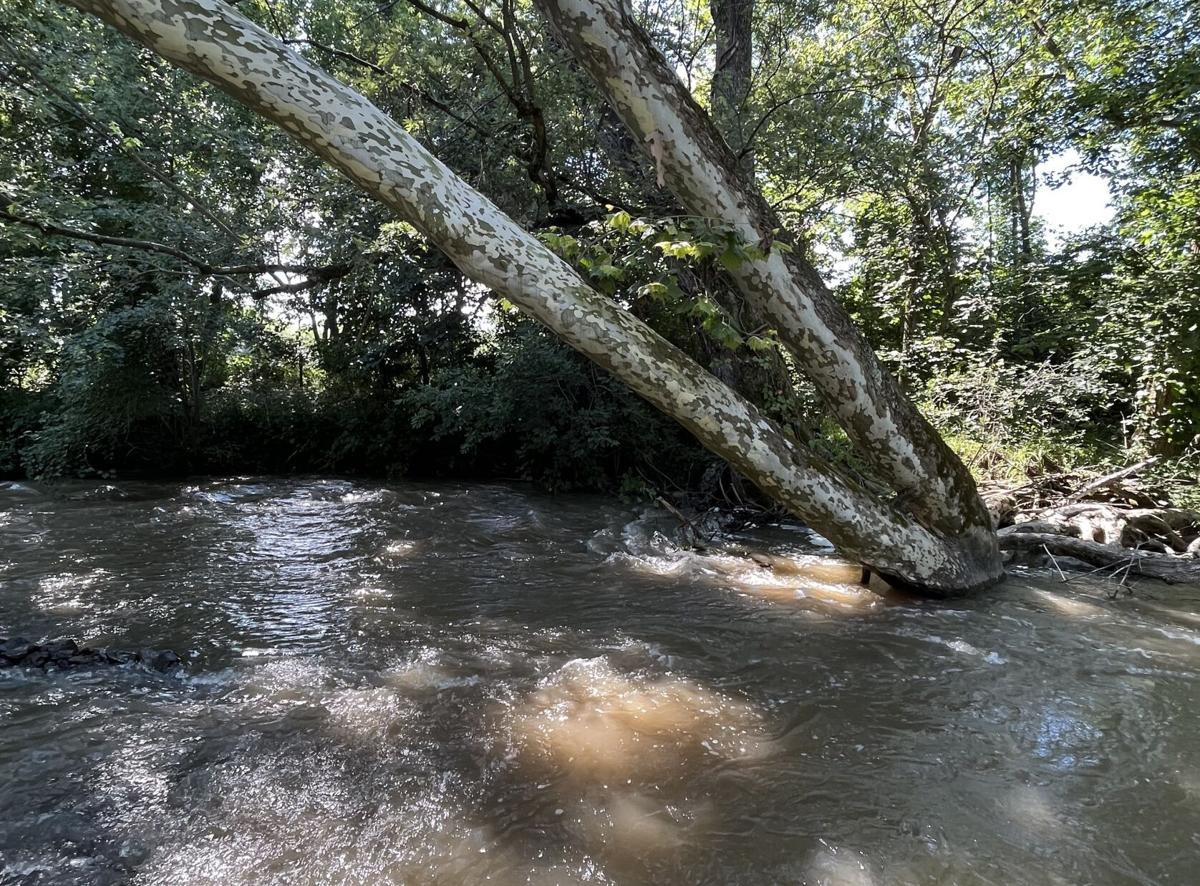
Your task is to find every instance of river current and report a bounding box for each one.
[1,478,1198,884]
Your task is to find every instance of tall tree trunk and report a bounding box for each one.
[58,0,1003,594]
[533,0,996,547]
[710,0,754,178]
[1011,152,1033,263]
[933,201,961,328]
[704,0,806,435]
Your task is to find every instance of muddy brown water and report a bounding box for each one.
[1,478,1198,885]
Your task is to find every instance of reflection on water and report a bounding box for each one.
[1,478,1198,884]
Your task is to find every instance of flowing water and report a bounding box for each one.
[1,478,1198,885]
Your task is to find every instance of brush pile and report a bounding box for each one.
[985,457,1200,584]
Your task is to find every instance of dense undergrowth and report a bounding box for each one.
[4,310,1195,513]
[2,0,1197,507]
[0,323,714,492]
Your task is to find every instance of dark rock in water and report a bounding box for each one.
[0,636,181,673]
[137,649,181,671]
[1,636,33,661]
[43,638,79,659]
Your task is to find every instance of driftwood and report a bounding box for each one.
[980,458,1171,526]
[989,457,1199,585]
[998,532,1200,584]
[1002,520,1080,537]
[1064,456,1160,502]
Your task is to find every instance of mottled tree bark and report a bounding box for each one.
[703,0,802,433]
[57,0,1002,593]
[532,0,997,550]
[594,85,808,438]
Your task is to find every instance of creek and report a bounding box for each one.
[1,478,1198,884]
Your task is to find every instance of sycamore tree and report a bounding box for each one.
[48,0,1003,594]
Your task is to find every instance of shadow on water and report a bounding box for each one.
[1,478,1199,884]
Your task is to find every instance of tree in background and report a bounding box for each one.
[1,0,1196,588]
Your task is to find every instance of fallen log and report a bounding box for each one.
[1003,520,1081,537]
[1016,503,1198,549]
[999,531,1200,583]
[1064,456,1160,503]
[977,454,1198,585]
[1123,507,1200,530]
[1037,503,1200,527]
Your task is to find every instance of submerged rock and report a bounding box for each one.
[42,638,79,659]
[0,637,181,672]
[1,636,34,661]
[137,649,181,671]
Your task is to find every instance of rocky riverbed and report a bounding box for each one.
[0,637,180,671]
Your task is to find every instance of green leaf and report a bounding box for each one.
[718,248,744,271]
[607,210,632,232]
[637,281,669,300]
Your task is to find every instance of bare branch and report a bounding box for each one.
[0,202,351,281]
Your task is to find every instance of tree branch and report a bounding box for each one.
[281,37,494,139]
[0,203,351,281]
[1000,531,1200,584]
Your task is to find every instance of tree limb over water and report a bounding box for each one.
[54,0,1003,594]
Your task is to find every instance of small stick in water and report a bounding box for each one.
[1042,544,1069,583]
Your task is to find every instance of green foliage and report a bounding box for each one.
[922,355,1117,452]
[0,0,1196,489]
[23,298,187,476]
[541,212,782,357]
[400,323,711,490]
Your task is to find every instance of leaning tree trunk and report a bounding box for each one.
[56,0,1003,594]
[594,97,807,439]
[533,0,995,544]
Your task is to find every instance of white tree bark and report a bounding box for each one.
[55,0,1003,593]
[533,0,994,542]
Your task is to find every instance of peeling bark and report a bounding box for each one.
[56,0,1003,594]
[532,0,996,547]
